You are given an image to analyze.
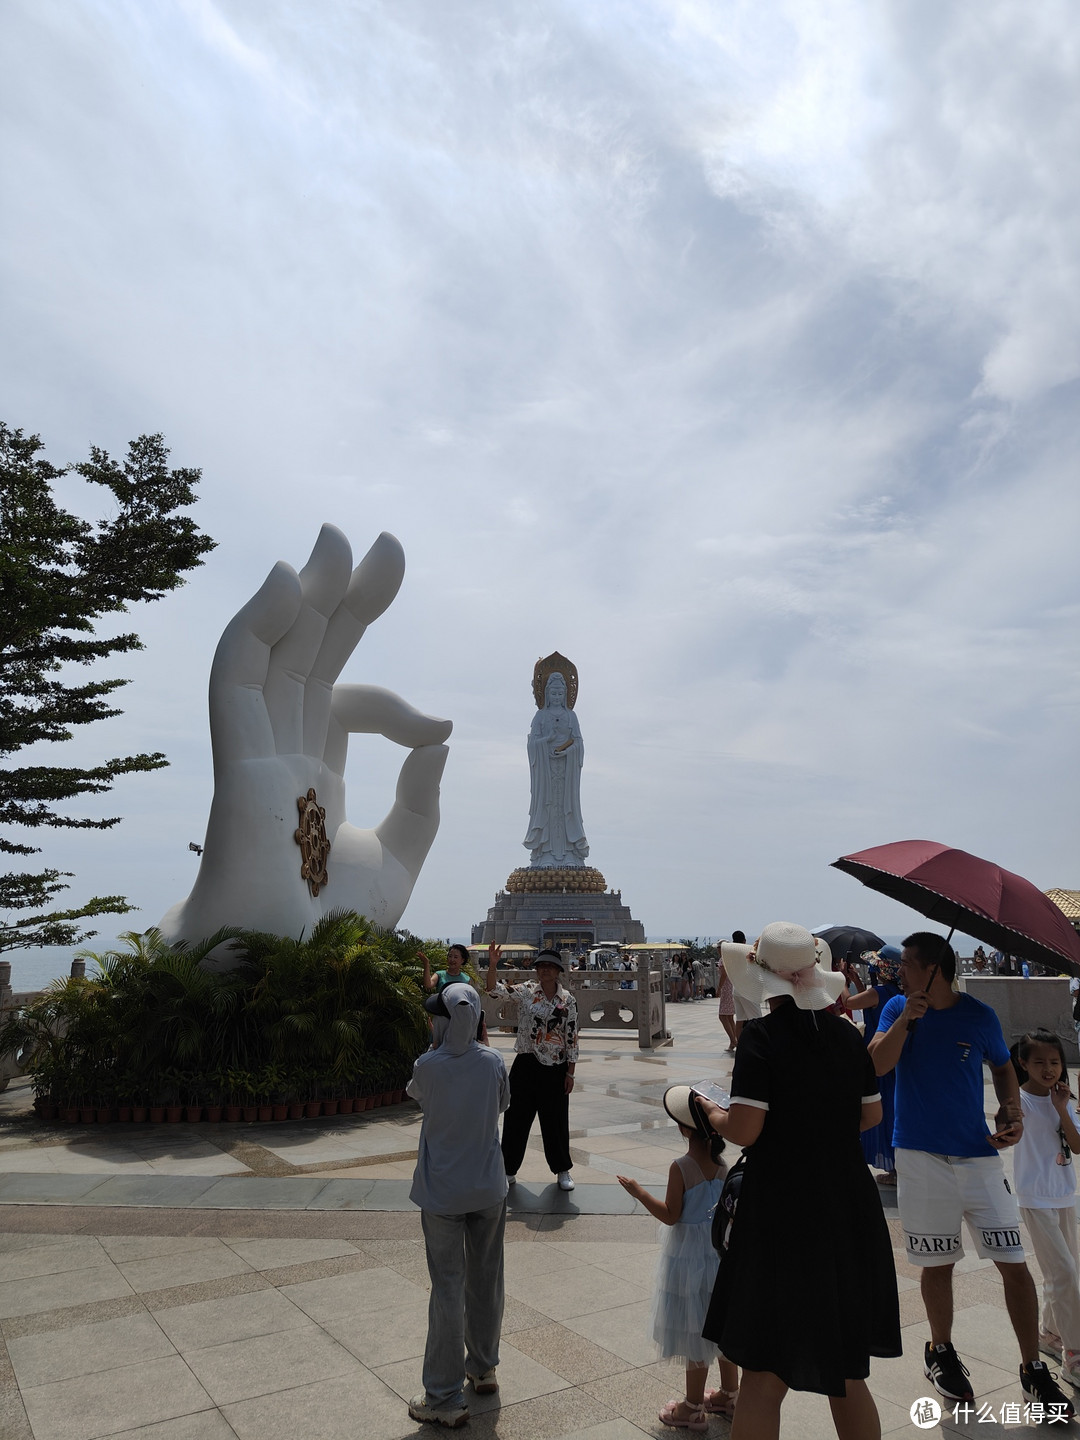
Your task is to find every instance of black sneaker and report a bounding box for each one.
[924,1341,974,1401]
[1020,1361,1075,1423]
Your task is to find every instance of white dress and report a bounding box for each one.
[650,1154,724,1365]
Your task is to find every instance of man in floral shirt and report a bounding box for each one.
[486,946,579,1191]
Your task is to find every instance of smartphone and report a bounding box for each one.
[689,1081,732,1109]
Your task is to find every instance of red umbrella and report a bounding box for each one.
[831,840,1080,977]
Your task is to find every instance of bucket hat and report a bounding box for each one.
[533,949,566,971]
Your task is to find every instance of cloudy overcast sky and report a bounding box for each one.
[3,0,1078,980]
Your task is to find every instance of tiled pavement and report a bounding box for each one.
[0,1003,1069,1437]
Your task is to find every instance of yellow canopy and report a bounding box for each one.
[468,943,537,952]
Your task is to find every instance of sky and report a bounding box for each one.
[3,0,1079,984]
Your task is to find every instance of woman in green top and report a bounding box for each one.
[420,943,475,993]
[420,945,487,1043]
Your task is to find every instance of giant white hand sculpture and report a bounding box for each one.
[160,525,452,950]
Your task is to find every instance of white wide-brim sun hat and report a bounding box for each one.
[721,923,845,1012]
[662,1085,696,1130]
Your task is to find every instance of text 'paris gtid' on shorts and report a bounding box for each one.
[896,1148,1025,1267]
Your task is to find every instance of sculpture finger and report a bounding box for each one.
[208,561,303,766]
[302,533,406,760]
[325,684,453,774]
[263,524,353,754]
[374,743,450,882]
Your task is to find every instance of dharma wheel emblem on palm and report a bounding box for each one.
[294,788,331,895]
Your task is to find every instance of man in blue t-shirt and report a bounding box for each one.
[871,932,1072,1419]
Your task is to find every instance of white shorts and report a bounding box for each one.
[734,994,761,1022]
[896,1149,1025,1267]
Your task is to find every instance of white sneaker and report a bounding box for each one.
[557,1171,575,1191]
[505,1173,516,1185]
[1040,1330,1064,1363]
[408,1393,469,1428]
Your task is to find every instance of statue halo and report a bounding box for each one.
[532,651,578,710]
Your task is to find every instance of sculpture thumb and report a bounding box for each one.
[375,744,450,879]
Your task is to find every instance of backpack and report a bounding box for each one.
[1072,987,1080,1022]
[710,1154,747,1254]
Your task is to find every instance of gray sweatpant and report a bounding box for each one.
[420,1200,506,1408]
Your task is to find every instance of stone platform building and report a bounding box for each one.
[472,866,645,950]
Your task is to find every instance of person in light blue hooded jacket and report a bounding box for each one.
[407,983,510,1428]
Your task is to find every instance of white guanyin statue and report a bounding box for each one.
[523,653,589,868]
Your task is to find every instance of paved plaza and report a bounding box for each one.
[0,1002,1064,1437]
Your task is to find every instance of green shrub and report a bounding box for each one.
[0,912,430,1109]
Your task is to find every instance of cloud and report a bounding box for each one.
[0,0,1077,979]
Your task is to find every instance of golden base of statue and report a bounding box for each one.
[505,866,607,894]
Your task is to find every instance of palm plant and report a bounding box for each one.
[4,912,430,1112]
[80,927,243,1088]
[0,972,115,1106]
[235,910,427,1090]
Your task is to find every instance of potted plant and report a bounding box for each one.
[160,1067,185,1122]
[254,1064,275,1120]
[284,1068,306,1120]
[372,1063,392,1106]
[303,1084,321,1117]
[255,1064,287,1120]
[114,1066,142,1123]
[227,1068,256,1121]
[319,1074,339,1117]
[75,1063,97,1122]
[30,1060,60,1122]
[96,1083,115,1123]
[203,1069,225,1123]
[223,1069,250,1121]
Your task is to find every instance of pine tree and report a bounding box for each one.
[0,423,215,951]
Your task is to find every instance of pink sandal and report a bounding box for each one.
[659,1399,708,1431]
[704,1387,738,1417]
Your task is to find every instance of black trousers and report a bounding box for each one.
[500,1054,571,1175]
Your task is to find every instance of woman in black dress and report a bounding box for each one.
[700,923,901,1440]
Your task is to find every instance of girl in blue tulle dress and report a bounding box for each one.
[618,1087,740,1431]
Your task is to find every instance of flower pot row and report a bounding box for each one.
[33,1090,408,1124]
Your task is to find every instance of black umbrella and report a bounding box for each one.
[813,925,886,968]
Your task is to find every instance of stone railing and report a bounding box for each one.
[961,975,1078,1063]
[0,960,25,1092]
[482,957,668,1049]
[0,958,88,1092]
